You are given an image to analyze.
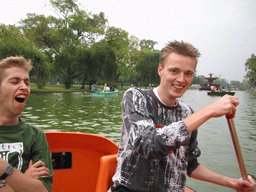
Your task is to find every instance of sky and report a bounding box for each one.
[0,0,256,82]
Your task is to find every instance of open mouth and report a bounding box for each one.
[15,95,26,103]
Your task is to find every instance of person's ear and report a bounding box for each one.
[158,64,163,77]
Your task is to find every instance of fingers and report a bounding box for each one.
[239,176,256,192]
[31,160,49,176]
[229,96,239,118]
[28,159,33,167]
[222,95,239,106]
[34,167,50,177]
[30,160,45,168]
[25,160,50,179]
[34,166,50,173]
[210,95,239,118]
[247,176,256,191]
[220,95,239,118]
[228,102,237,119]
[29,167,50,177]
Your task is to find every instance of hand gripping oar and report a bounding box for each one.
[226,116,248,180]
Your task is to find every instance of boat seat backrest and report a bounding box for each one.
[45,132,118,192]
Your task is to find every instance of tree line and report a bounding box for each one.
[0,0,255,90]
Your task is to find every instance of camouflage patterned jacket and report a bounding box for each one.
[110,87,201,192]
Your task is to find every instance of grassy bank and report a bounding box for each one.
[30,83,130,93]
[30,84,88,93]
[31,84,256,94]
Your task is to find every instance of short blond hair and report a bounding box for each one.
[0,56,33,83]
[159,40,201,67]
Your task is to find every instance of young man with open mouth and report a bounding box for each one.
[0,56,53,192]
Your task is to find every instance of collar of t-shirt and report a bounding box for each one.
[153,87,165,105]
[153,87,178,107]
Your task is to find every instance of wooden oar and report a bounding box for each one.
[226,116,248,180]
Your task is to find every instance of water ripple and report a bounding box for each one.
[21,90,256,192]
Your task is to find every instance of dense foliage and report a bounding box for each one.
[0,24,51,88]
[0,0,254,90]
[245,54,256,87]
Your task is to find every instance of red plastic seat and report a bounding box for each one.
[45,132,195,192]
[45,132,118,192]
[96,154,117,192]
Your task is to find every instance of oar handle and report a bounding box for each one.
[226,116,248,180]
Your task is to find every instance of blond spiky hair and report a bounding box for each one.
[159,40,201,67]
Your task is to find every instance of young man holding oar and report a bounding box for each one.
[0,56,53,191]
[109,41,256,192]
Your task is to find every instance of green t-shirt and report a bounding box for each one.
[0,120,53,191]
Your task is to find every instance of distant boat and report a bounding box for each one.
[91,89,118,98]
[207,91,235,96]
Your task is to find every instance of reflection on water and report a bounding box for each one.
[182,90,256,192]
[20,89,256,192]
[21,91,124,143]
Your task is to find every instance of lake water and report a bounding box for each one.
[20,89,256,192]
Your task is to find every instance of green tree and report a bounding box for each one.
[124,35,140,85]
[103,27,130,82]
[230,80,244,90]
[54,44,80,89]
[242,79,252,90]
[192,75,207,85]
[245,54,256,86]
[50,0,78,17]
[77,42,117,89]
[214,78,231,89]
[135,50,160,86]
[20,0,108,88]
[128,35,141,68]
[127,38,159,86]
[92,42,117,80]
[0,24,50,89]
[139,39,157,51]
[20,14,63,56]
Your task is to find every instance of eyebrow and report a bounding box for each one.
[168,67,195,73]
[9,77,30,81]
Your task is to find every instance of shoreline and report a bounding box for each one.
[30,84,130,93]
[30,84,255,94]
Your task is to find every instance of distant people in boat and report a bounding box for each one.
[110,85,115,91]
[211,85,223,92]
[91,81,98,92]
[109,41,256,192]
[211,85,217,92]
[103,83,110,92]
[0,56,53,191]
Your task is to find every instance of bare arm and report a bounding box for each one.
[191,165,256,191]
[183,94,239,133]
[0,159,49,192]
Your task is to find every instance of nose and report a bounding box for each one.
[19,81,29,91]
[177,72,185,83]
